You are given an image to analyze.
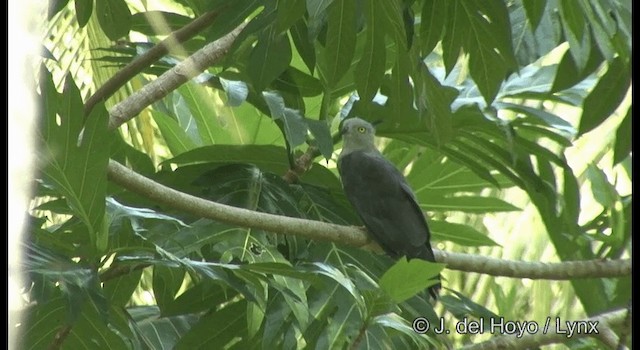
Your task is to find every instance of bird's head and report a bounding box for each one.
[339,117,378,155]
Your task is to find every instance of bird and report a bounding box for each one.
[337,117,441,299]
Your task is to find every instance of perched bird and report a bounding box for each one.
[337,117,441,299]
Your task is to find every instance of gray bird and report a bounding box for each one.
[337,117,441,299]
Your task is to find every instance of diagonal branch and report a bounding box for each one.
[106,159,631,280]
[85,9,225,116]
[107,21,247,130]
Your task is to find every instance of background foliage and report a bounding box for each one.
[19,0,631,348]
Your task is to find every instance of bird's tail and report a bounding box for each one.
[428,275,441,300]
[416,248,441,300]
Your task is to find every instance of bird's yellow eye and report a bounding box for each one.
[357,127,366,133]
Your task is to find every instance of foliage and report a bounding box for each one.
[22,0,631,348]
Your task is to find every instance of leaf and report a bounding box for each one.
[354,0,385,102]
[248,30,292,92]
[74,0,93,27]
[95,0,132,40]
[175,300,248,349]
[306,119,333,159]
[273,67,323,97]
[290,18,317,73]
[165,144,290,174]
[440,289,500,320]
[461,1,517,104]
[421,195,520,213]
[497,102,575,137]
[429,220,500,247]
[154,265,186,315]
[613,106,631,165]
[262,91,309,148]
[49,0,70,19]
[276,0,307,33]
[177,81,219,145]
[419,0,446,55]
[415,64,457,145]
[379,257,443,303]
[193,164,305,217]
[128,306,200,349]
[219,78,249,107]
[21,297,128,350]
[559,0,585,42]
[551,33,604,92]
[39,72,110,255]
[131,11,192,36]
[164,281,236,316]
[578,57,630,135]
[521,0,546,30]
[151,110,198,156]
[509,1,562,66]
[320,0,356,87]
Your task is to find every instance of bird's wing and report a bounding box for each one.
[338,151,434,260]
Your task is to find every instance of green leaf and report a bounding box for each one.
[421,196,520,213]
[429,220,500,246]
[551,33,604,92]
[320,0,356,87]
[164,281,236,316]
[462,1,517,104]
[578,57,630,135]
[559,0,585,42]
[21,297,127,350]
[415,65,456,145]
[379,257,443,303]
[151,110,198,155]
[192,164,304,218]
[613,106,631,165]
[175,300,248,349]
[354,0,385,102]
[165,145,290,173]
[131,11,192,36]
[177,81,219,145]
[273,67,323,97]
[509,1,561,66]
[39,72,110,256]
[74,0,93,27]
[290,18,317,73]
[96,0,132,40]
[276,0,306,33]
[248,30,292,92]
[262,91,308,148]
[154,265,186,315]
[306,119,334,159]
[562,16,592,72]
[128,306,200,349]
[497,102,576,136]
[48,0,70,19]
[419,0,446,55]
[522,0,546,30]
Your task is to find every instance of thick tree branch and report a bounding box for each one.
[85,9,225,116]
[106,159,631,280]
[107,21,247,130]
[460,308,630,350]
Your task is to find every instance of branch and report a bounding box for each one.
[85,9,225,115]
[107,21,247,131]
[460,308,630,350]
[106,159,631,280]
